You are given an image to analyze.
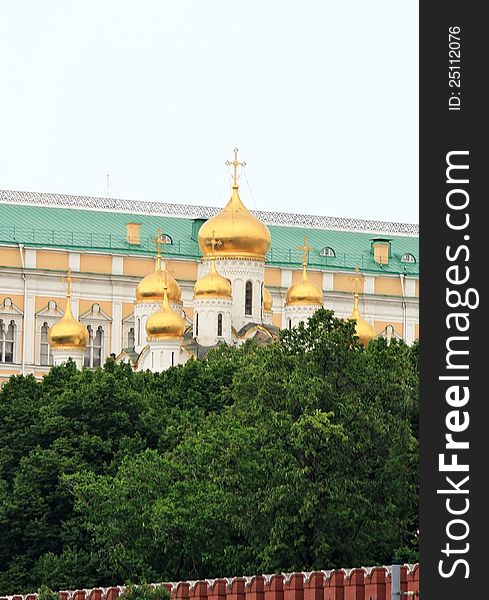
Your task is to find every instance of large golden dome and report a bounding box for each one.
[48,298,88,349]
[136,264,182,304]
[194,259,232,299]
[350,294,375,345]
[198,184,271,260]
[146,289,185,340]
[285,266,323,306]
[263,287,273,311]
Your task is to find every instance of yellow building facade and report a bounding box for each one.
[0,176,419,382]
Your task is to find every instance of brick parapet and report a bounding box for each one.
[0,565,419,600]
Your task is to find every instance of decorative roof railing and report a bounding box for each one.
[0,189,419,237]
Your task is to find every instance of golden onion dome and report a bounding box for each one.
[263,287,273,311]
[194,259,232,299]
[350,294,375,345]
[146,289,185,340]
[285,266,323,306]
[198,184,271,260]
[135,262,182,304]
[48,298,88,349]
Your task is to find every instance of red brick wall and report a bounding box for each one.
[2,565,420,600]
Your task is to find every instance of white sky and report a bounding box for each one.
[0,1,418,223]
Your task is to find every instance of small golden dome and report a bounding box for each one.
[263,287,273,311]
[194,259,232,299]
[48,298,88,349]
[350,294,375,345]
[136,264,182,304]
[146,289,185,340]
[285,266,323,306]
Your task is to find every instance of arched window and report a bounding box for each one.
[288,318,292,330]
[137,318,141,345]
[320,246,335,258]
[401,252,416,263]
[0,319,15,363]
[84,325,104,368]
[128,327,135,348]
[40,322,53,366]
[217,313,223,337]
[195,313,199,336]
[245,281,253,316]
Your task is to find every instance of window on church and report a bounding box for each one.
[288,319,292,330]
[0,319,15,363]
[401,252,416,263]
[40,322,53,366]
[195,313,199,336]
[84,325,104,368]
[217,313,223,337]
[245,281,253,316]
[320,246,335,258]
[128,327,135,348]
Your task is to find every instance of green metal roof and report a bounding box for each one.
[0,200,419,276]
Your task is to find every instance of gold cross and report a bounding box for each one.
[151,228,170,269]
[225,147,246,186]
[205,229,223,256]
[296,236,313,267]
[62,268,77,298]
[352,267,363,294]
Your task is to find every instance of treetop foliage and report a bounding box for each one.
[0,310,418,594]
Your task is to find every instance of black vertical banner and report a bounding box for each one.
[420,3,487,599]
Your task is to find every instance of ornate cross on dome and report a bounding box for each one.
[152,228,170,270]
[205,229,223,256]
[352,267,363,295]
[296,236,313,267]
[62,268,76,298]
[225,147,246,186]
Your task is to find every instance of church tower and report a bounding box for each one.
[197,149,271,332]
[143,285,186,371]
[134,228,183,353]
[284,237,323,328]
[48,269,88,368]
[193,237,233,346]
[349,268,375,345]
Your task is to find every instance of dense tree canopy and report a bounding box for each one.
[0,310,419,594]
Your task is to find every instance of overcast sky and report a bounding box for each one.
[0,1,418,223]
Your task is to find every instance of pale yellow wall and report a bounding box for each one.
[167,259,198,281]
[35,296,65,313]
[0,247,23,268]
[334,273,362,294]
[122,302,135,319]
[375,277,402,296]
[272,312,282,328]
[374,320,404,337]
[36,251,69,271]
[292,269,322,288]
[184,306,194,318]
[80,254,112,274]
[415,324,420,340]
[2,294,25,310]
[79,299,113,317]
[124,257,155,277]
[264,268,282,287]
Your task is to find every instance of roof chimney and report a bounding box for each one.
[371,238,391,266]
[126,223,141,245]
